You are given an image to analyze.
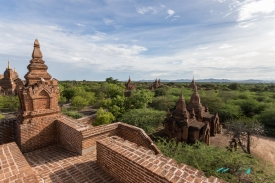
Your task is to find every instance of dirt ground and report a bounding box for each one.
[210,133,275,168]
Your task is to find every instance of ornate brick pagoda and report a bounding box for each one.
[0,61,23,95]
[24,39,52,85]
[17,39,60,152]
[189,77,196,89]
[149,78,161,90]
[163,91,210,145]
[186,84,221,136]
[125,76,136,91]
[124,76,136,97]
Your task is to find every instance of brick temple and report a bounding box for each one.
[0,39,226,183]
[163,85,221,145]
[0,61,24,95]
[149,78,161,90]
[124,76,136,97]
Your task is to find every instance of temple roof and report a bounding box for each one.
[24,39,52,86]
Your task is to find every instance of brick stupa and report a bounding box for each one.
[17,39,60,152]
[24,39,52,86]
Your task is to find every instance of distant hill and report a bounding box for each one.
[137,79,275,83]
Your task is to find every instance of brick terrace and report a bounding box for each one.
[0,142,38,183]
[24,145,118,183]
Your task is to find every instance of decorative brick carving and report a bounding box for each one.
[16,39,61,153]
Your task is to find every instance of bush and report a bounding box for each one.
[156,139,275,182]
[228,82,240,90]
[258,109,275,136]
[150,96,176,111]
[61,108,83,119]
[71,96,88,110]
[118,108,165,133]
[93,107,115,126]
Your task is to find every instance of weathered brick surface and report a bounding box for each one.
[0,142,38,183]
[57,116,82,154]
[116,123,161,154]
[17,114,59,153]
[24,145,118,183]
[97,136,227,183]
[0,118,17,145]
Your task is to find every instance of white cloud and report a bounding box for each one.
[219,44,233,49]
[166,9,175,19]
[237,0,275,21]
[136,6,158,14]
[75,23,84,27]
[150,73,169,76]
[103,18,114,25]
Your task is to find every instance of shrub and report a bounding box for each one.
[61,108,83,119]
[93,107,115,126]
[156,139,275,182]
[118,108,165,133]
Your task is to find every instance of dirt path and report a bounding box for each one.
[210,133,275,168]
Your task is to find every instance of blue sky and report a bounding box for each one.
[0,0,275,81]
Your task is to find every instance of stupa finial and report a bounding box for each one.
[8,60,11,69]
[32,38,43,58]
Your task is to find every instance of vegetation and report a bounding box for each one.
[118,108,166,133]
[224,118,265,154]
[61,108,83,119]
[93,107,115,126]
[156,139,275,183]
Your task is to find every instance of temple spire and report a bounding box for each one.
[14,67,16,72]
[32,39,43,59]
[179,90,183,100]
[25,39,52,85]
[194,84,197,93]
[8,60,11,69]
[176,90,187,111]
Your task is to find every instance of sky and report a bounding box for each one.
[0,0,275,81]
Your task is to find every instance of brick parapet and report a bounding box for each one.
[0,142,38,182]
[0,118,17,145]
[97,136,227,183]
[17,114,60,153]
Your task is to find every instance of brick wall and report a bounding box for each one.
[97,136,227,183]
[79,122,160,155]
[0,142,38,182]
[116,123,161,154]
[57,118,83,154]
[0,118,17,145]
[17,115,59,153]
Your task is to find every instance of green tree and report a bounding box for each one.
[71,96,88,111]
[125,89,154,109]
[236,99,266,117]
[2,95,20,111]
[118,108,165,133]
[150,96,176,111]
[258,109,275,136]
[93,107,115,126]
[105,77,119,84]
[228,82,240,90]
[225,118,265,154]
[58,96,67,107]
[62,87,77,101]
[217,104,242,122]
